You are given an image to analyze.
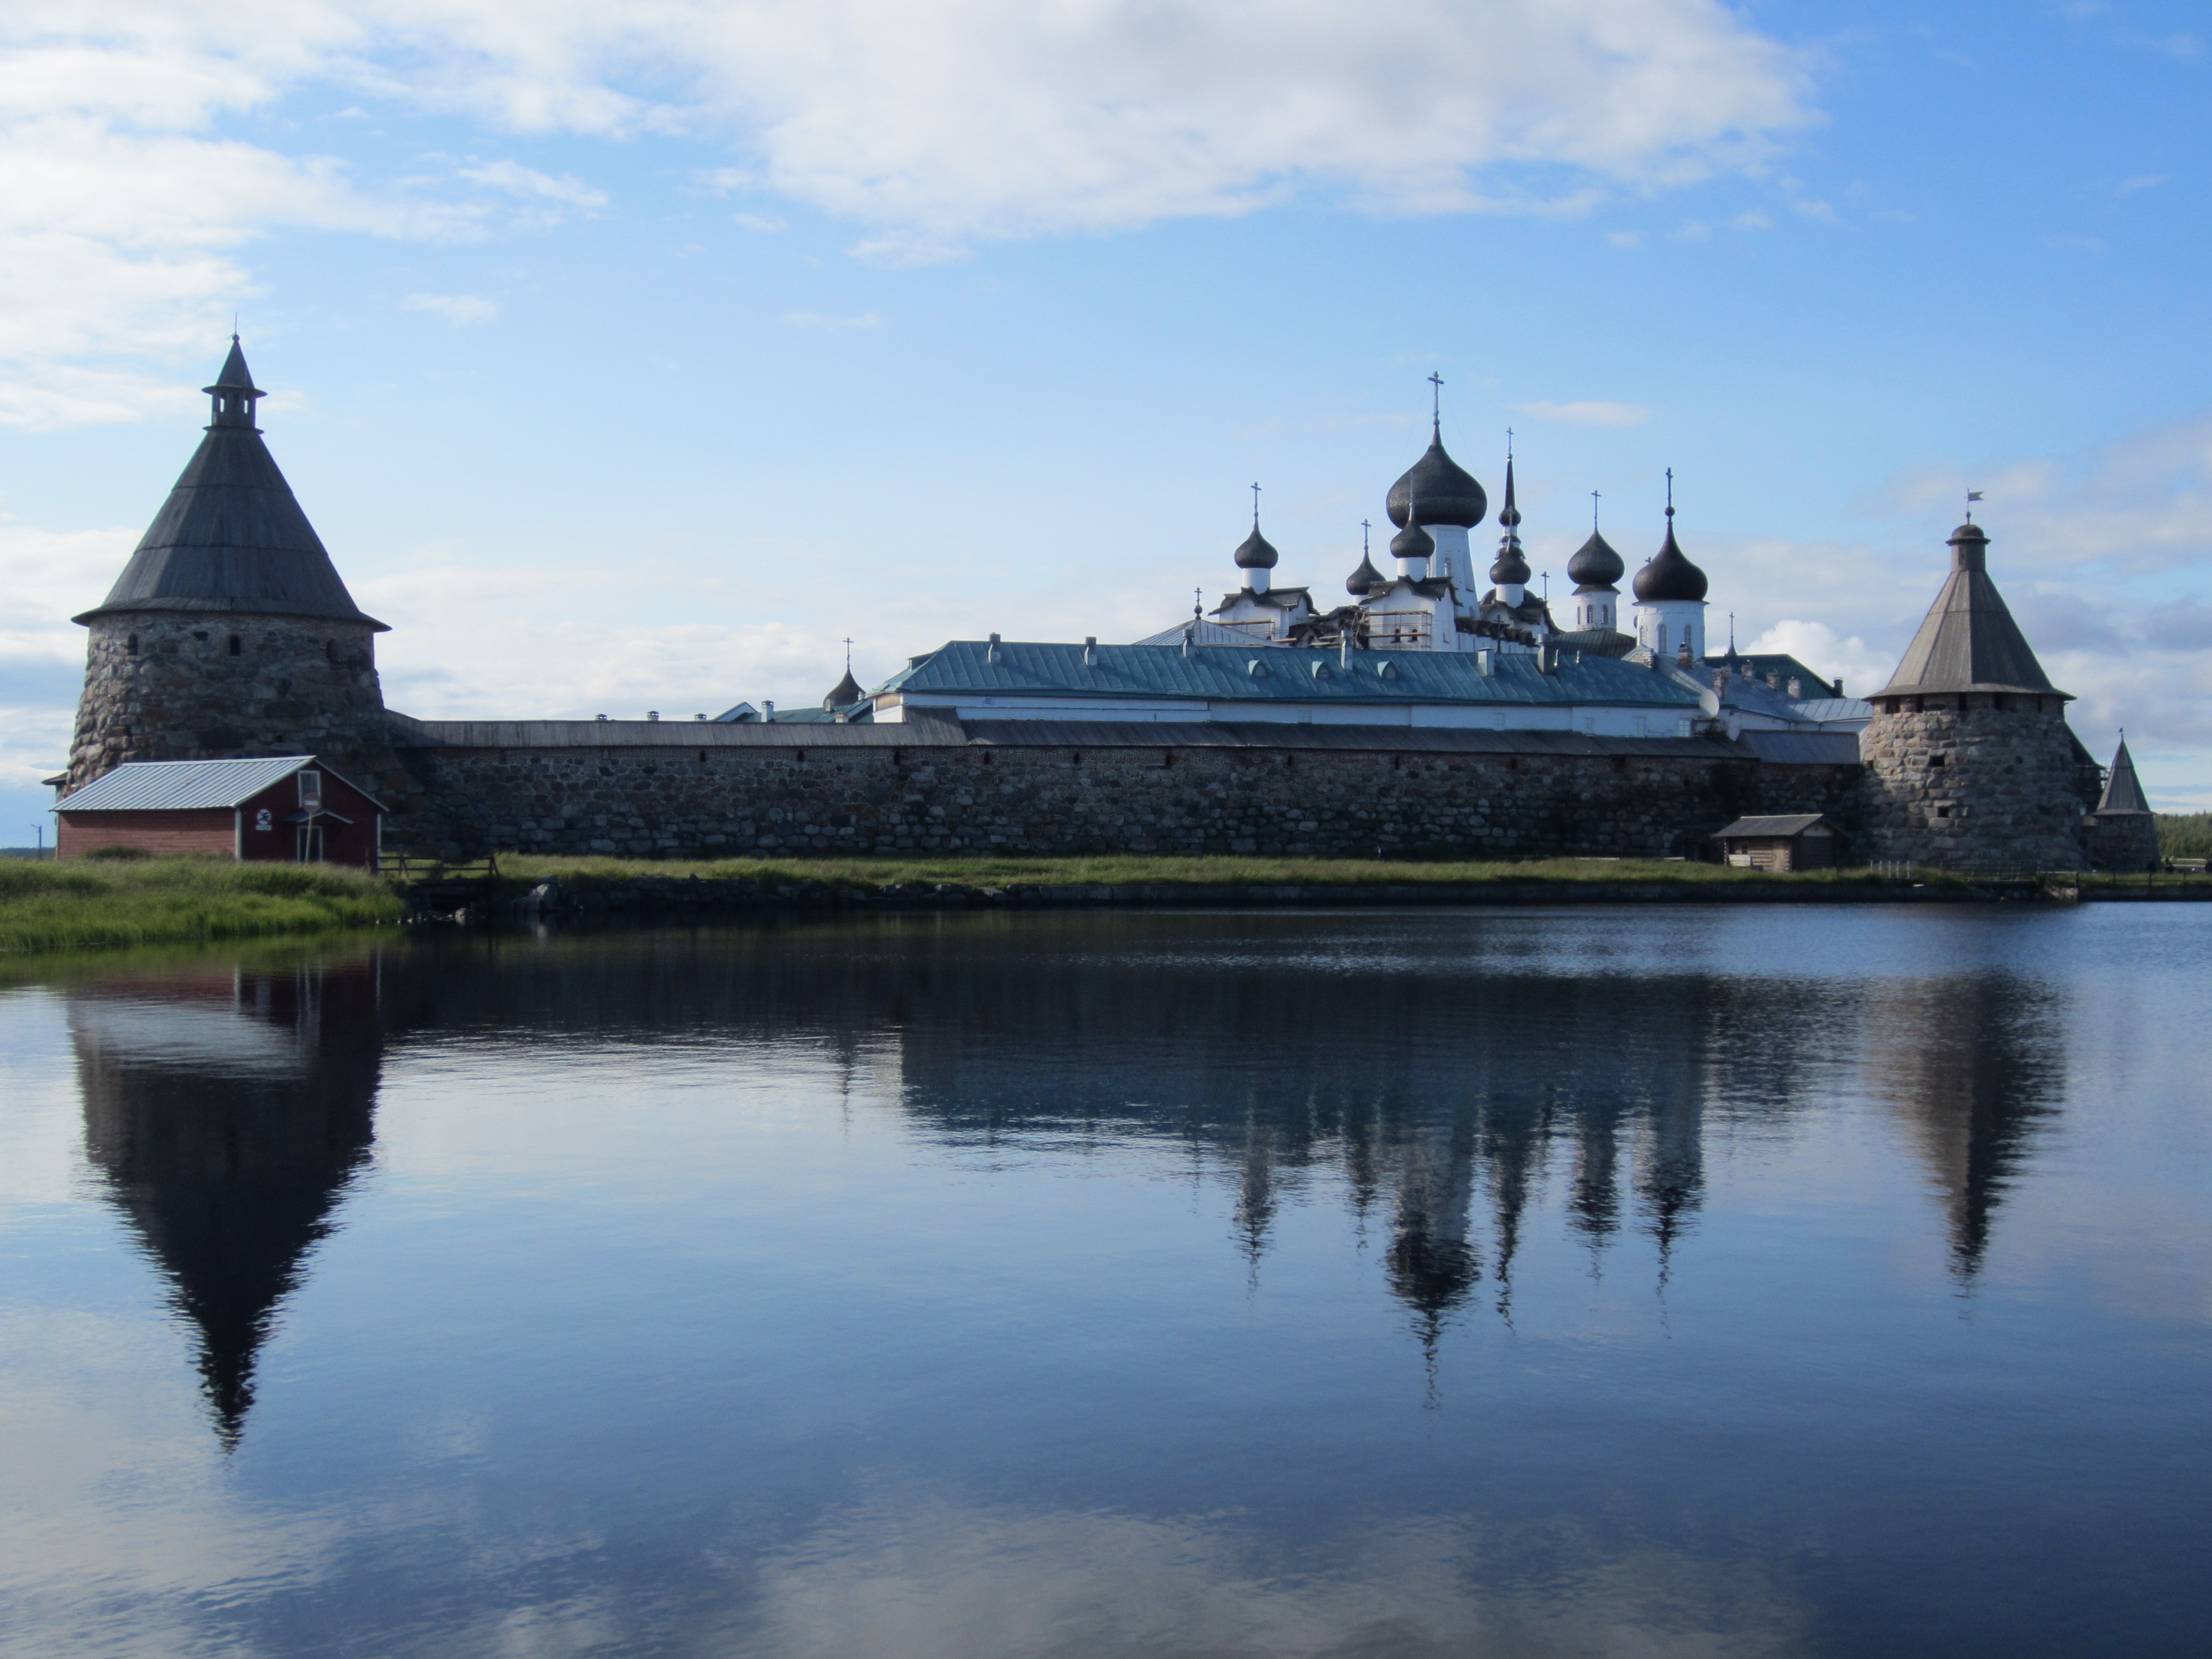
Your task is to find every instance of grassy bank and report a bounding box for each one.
[495,852,1977,891]
[0,856,402,954]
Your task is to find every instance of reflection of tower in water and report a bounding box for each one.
[73,959,384,1446]
[1868,974,2063,1282]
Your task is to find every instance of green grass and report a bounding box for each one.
[497,852,1970,890]
[0,857,403,954]
[2158,813,2212,862]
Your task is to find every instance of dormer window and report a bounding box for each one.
[298,770,323,808]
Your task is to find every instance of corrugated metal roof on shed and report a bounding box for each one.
[877,640,1702,708]
[1714,815,1832,838]
[60,756,316,811]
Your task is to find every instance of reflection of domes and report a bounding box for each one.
[1567,530,1624,588]
[1386,436,1486,529]
[1633,519,1708,602]
[1347,552,1385,595]
[1234,525,1279,570]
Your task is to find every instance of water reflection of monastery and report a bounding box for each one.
[70,925,2068,1442]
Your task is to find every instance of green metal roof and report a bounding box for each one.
[875,640,1703,709]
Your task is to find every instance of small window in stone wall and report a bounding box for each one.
[126,634,137,655]
[228,635,241,656]
[326,640,337,664]
[1930,754,1947,768]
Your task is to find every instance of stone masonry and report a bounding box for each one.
[67,615,412,804]
[390,737,1860,861]
[1858,701,2088,869]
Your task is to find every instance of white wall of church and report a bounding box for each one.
[1633,599,1705,662]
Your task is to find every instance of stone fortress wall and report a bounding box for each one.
[68,614,409,801]
[387,727,1863,861]
[1858,701,2095,870]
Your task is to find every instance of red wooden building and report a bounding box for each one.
[56,756,386,868]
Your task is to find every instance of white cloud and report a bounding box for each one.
[0,2,1815,419]
[452,158,607,214]
[733,212,787,233]
[1742,619,1895,696]
[1515,399,1650,427]
[1873,413,2212,578]
[2117,173,2169,195]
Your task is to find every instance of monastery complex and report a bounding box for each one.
[49,342,2162,872]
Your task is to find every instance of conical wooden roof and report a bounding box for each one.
[2095,738,2150,814]
[75,342,384,630]
[1880,523,2057,698]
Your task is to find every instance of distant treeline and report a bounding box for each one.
[2157,815,2212,861]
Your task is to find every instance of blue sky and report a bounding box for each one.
[4,0,2209,841]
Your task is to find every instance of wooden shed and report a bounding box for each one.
[1712,813,1840,872]
[56,756,385,869]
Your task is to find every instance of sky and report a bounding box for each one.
[3,0,2209,842]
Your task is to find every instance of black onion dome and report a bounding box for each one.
[824,668,864,708]
[1346,551,1385,595]
[1390,515,1436,563]
[1386,435,1486,529]
[1632,520,1708,602]
[1234,525,1279,570]
[1567,529,1624,588]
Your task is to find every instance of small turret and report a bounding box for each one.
[1345,519,1384,596]
[1233,489,1280,595]
[1630,471,1708,664]
[1390,501,1434,578]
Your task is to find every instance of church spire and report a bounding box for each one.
[1489,446,1531,588]
[205,335,264,430]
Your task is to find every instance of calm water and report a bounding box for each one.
[1,905,2206,1658]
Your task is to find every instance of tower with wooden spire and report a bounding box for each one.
[2083,735,2160,871]
[62,339,406,800]
[1859,516,2089,868]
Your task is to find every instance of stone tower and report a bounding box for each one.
[1859,520,2086,869]
[63,340,408,800]
[2083,738,2161,872]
